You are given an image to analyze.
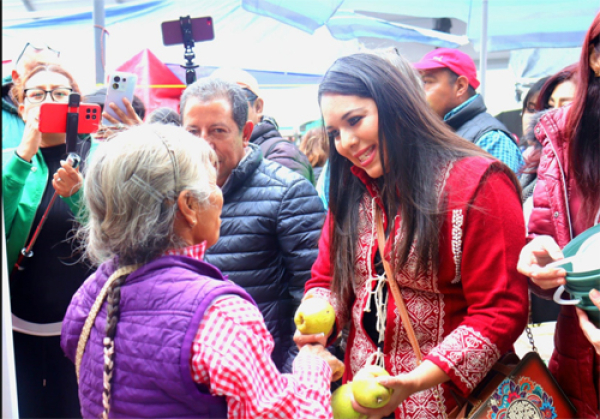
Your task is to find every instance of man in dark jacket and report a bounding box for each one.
[180,77,325,373]
[211,67,315,184]
[414,48,524,174]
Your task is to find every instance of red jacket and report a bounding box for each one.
[307,157,528,418]
[528,106,600,418]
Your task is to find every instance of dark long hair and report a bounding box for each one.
[523,77,550,113]
[318,53,489,303]
[536,64,577,110]
[567,12,600,223]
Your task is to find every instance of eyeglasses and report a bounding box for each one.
[24,88,73,103]
[15,42,60,69]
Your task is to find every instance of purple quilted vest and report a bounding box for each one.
[61,255,256,418]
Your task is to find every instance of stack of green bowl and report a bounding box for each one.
[559,224,600,327]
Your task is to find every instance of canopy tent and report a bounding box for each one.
[3,0,361,88]
[241,0,599,96]
[241,0,599,52]
[3,0,358,129]
[3,0,598,126]
[116,48,185,113]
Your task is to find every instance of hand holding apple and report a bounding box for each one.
[351,365,393,409]
[294,298,335,336]
[331,365,393,419]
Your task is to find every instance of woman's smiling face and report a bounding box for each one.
[320,93,383,179]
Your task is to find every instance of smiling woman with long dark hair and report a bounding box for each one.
[295,52,529,418]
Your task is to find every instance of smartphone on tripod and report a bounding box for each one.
[39,102,101,134]
[161,16,214,45]
[162,16,215,85]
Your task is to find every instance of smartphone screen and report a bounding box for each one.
[162,16,214,46]
[102,72,138,126]
[39,103,101,134]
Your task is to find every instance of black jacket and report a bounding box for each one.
[250,118,315,184]
[445,94,516,144]
[204,144,325,373]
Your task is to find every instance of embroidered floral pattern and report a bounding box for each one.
[486,376,558,419]
[344,160,516,417]
[451,209,464,284]
[429,325,500,391]
[348,163,459,417]
[349,194,380,375]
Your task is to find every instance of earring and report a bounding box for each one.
[191,221,197,227]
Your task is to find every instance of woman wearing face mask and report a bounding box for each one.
[520,76,550,200]
[295,53,528,418]
[519,68,579,325]
[517,13,600,417]
[3,64,92,418]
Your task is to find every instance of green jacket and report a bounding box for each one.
[3,148,85,271]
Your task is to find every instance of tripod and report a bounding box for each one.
[179,16,199,85]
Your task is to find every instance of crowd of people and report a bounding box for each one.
[2,11,599,419]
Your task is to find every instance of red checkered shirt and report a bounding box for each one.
[165,244,333,418]
[164,241,207,260]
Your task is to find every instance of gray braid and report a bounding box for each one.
[102,272,128,419]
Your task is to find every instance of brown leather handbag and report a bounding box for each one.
[375,210,576,419]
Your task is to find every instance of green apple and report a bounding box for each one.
[294,298,335,335]
[351,365,393,409]
[331,384,367,419]
[352,364,390,381]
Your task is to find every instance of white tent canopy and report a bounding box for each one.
[3,0,362,88]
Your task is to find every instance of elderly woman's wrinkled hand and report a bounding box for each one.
[299,344,345,382]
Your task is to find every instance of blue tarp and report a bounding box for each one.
[3,0,361,81]
[5,0,169,29]
[241,0,599,52]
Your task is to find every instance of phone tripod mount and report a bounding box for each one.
[180,16,199,85]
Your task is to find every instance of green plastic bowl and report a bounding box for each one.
[565,275,600,291]
[558,224,600,277]
[564,287,599,306]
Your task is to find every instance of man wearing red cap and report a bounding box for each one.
[414,48,524,174]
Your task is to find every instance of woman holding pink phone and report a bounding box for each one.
[2,63,91,418]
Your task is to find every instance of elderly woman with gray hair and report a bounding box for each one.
[60,124,343,419]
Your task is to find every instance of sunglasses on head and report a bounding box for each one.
[15,42,60,68]
[242,88,258,104]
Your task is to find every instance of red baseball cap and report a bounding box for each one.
[414,48,480,90]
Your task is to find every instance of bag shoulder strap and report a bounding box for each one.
[75,264,140,382]
[375,209,423,364]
